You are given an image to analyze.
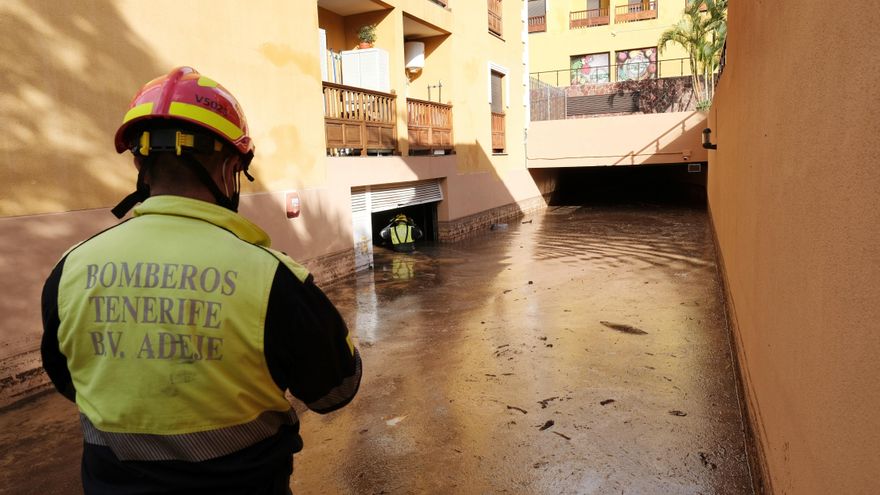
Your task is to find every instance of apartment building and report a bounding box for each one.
[525,0,708,177]
[528,0,692,81]
[0,0,556,406]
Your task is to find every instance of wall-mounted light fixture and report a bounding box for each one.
[405,41,425,82]
[702,128,718,150]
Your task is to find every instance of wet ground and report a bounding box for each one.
[0,202,752,495]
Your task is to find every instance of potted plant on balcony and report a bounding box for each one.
[357,24,376,49]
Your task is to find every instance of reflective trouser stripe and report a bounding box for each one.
[80,409,297,462]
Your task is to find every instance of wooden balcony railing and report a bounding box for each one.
[570,8,610,28]
[323,82,397,155]
[491,112,505,152]
[615,1,658,23]
[528,15,546,32]
[488,0,503,36]
[407,98,453,154]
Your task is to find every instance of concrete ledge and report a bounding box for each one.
[438,194,549,242]
[300,248,356,286]
[0,349,53,409]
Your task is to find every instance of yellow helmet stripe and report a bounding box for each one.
[122,102,155,124]
[168,102,244,142]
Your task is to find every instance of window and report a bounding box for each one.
[490,69,505,153]
[528,0,546,33]
[615,47,657,81]
[488,0,503,36]
[571,53,611,84]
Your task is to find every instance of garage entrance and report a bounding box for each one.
[351,179,443,270]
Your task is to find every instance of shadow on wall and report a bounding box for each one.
[0,1,165,216]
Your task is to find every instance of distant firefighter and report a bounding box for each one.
[380,213,423,252]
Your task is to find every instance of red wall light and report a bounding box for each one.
[285,191,300,218]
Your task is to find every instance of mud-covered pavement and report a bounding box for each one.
[0,203,752,494]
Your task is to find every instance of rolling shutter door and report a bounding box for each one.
[369,180,443,213]
[351,187,373,271]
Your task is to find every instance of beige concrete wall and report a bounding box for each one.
[527,111,707,167]
[0,0,543,406]
[708,1,880,493]
[529,0,690,78]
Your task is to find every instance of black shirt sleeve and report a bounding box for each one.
[40,257,76,402]
[263,265,361,414]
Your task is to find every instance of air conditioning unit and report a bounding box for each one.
[340,48,390,93]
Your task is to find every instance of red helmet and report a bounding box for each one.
[114,66,254,156]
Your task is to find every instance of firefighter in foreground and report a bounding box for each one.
[380,213,423,252]
[40,67,361,495]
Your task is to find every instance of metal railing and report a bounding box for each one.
[407,98,454,153]
[323,82,397,155]
[528,15,546,32]
[531,57,691,87]
[488,0,503,36]
[570,8,610,28]
[615,1,658,23]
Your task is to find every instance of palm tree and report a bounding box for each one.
[658,0,727,110]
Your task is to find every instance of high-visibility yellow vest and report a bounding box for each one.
[390,223,414,245]
[56,196,306,441]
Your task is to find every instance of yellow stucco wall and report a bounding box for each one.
[708,1,880,493]
[0,1,543,405]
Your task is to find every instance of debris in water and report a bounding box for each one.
[699,452,718,470]
[552,431,571,441]
[507,405,528,414]
[521,219,533,224]
[537,397,559,409]
[528,280,533,285]
[503,289,512,294]
[385,416,407,426]
[538,420,554,431]
[600,399,616,406]
[600,321,649,335]
[669,410,688,417]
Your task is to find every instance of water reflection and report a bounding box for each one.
[296,204,751,494]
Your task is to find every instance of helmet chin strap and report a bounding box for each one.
[179,153,240,212]
[111,156,154,219]
[111,153,243,218]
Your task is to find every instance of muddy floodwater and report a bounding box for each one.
[0,203,752,495]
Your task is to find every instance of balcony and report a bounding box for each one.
[528,14,546,32]
[407,98,454,155]
[488,0,503,36]
[323,82,397,156]
[615,1,658,23]
[570,8,610,28]
[529,57,699,121]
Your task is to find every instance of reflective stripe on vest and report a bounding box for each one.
[390,223,413,245]
[56,196,304,460]
[80,410,297,461]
